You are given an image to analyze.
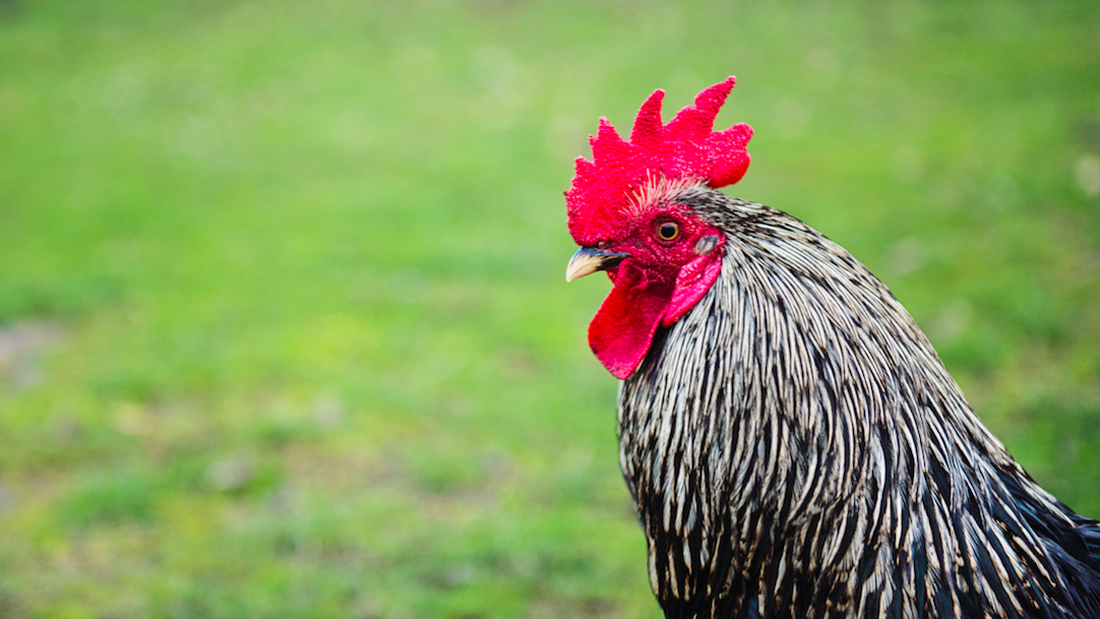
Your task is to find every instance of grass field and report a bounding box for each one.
[1,0,1098,616]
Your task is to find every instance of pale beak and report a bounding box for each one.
[566,246,631,282]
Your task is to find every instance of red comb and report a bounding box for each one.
[567,77,753,244]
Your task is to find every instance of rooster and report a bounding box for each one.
[564,77,1100,618]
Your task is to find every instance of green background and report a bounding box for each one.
[1,0,1098,616]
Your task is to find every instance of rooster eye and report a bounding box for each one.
[656,221,681,242]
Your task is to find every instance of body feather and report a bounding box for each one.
[617,187,1100,618]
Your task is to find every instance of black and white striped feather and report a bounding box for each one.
[617,185,1100,619]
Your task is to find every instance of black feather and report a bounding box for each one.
[616,186,1100,618]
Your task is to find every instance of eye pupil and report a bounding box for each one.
[657,222,680,241]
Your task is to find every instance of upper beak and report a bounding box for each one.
[566,246,631,282]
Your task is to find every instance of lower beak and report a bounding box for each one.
[566,246,631,282]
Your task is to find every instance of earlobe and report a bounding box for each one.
[694,235,720,255]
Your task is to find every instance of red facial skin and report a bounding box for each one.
[587,204,724,380]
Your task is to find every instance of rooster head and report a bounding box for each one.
[565,77,753,379]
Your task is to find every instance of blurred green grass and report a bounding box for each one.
[0,0,1098,616]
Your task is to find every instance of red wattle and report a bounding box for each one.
[663,251,723,327]
[588,247,724,380]
[588,265,673,380]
